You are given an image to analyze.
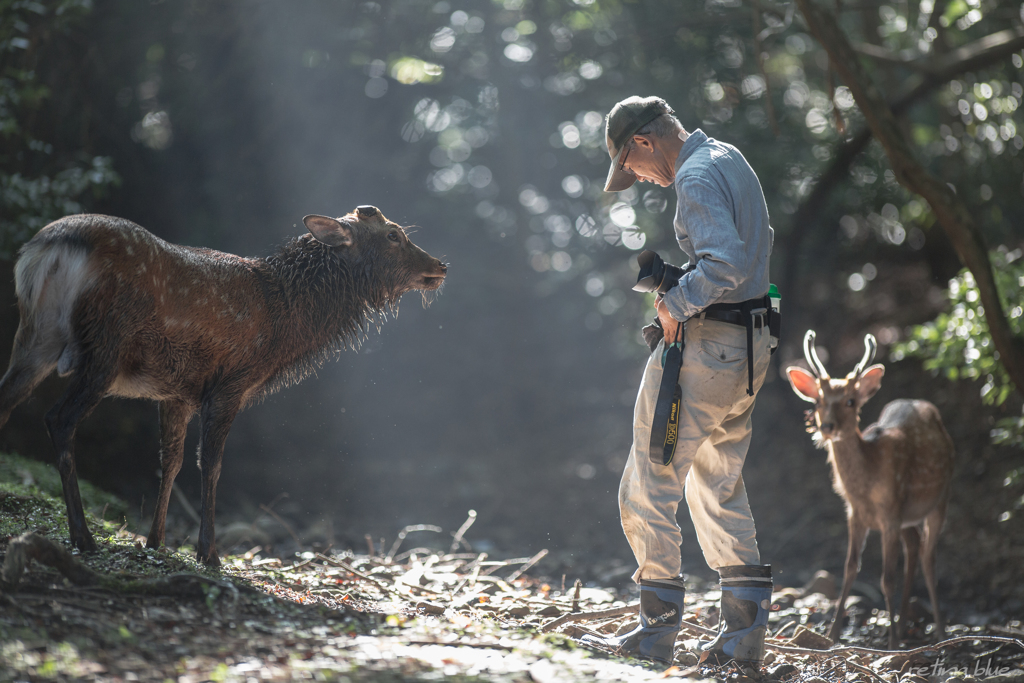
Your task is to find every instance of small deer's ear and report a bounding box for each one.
[303,215,353,247]
[786,366,820,403]
[856,364,885,402]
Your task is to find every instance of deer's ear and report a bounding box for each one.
[856,364,885,402]
[786,366,820,403]
[303,215,353,247]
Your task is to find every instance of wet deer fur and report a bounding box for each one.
[786,331,954,648]
[0,206,447,565]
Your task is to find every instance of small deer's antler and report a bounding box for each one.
[849,333,877,379]
[803,330,830,380]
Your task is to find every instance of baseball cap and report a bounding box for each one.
[604,96,671,192]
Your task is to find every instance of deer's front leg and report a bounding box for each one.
[195,393,242,567]
[829,515,868,643]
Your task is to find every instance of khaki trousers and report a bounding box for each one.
[620,316,772,582]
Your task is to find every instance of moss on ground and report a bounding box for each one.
[0,450,128,544]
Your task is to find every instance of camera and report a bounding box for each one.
[633,250,685,294]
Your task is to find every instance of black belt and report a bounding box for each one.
[701,308,767,328]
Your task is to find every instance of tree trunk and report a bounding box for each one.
[795,0,1024,399]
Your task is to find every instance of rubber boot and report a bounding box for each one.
[701,565,772,665]
[581,579,684,662]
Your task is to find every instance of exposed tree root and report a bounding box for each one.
[1,531,240,601]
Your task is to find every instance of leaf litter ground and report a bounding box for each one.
[1,452,1023,682]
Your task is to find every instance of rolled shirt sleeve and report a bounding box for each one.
[661,131,773,322]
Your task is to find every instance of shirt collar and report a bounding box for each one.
[675,129,708,173]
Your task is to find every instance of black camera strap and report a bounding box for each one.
[649,323,683,466]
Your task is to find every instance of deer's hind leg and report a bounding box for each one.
[921,500,947,639]
[147,400,195,550]
[0,322,60,430]
[44,349,118,553]
[896,525,921,643]
[880,524,903,649]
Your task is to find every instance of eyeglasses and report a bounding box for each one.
[619,142,635,176]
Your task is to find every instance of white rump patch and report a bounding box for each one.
[14,243,97,357]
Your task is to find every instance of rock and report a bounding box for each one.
[614,619,638,636]
[416,600,445,615]
[216,522,272,552]
[772,588,801,609]
[763,651,776,666]
[872,653,930,673]
[768,663,799,681]
[802,571,839,600]
[787,625,834,650]
[536,604,561,617]
[902,676,929,683]
[676,651,700,667]
[577,587,615,604]
[500,604,530,618]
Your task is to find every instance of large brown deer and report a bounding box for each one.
[0,206,446,566]
[786,331,954,648]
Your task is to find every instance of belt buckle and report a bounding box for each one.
[751,307,767,329]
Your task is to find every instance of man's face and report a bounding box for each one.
[620,136,675,187]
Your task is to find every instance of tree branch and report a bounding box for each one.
[794,0,1024,397]
[851,25,1024,73]
[782,22,1016,315]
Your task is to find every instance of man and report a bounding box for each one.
[584,96,775,665]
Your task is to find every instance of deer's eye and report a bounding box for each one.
[846,398,855,407]
[387,231,400,243]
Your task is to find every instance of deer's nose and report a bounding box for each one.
[820,422,835,434]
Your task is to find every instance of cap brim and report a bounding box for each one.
[604,146,637,192]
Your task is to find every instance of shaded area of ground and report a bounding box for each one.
[2,458,1023,682]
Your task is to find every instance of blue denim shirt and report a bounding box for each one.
[662,130,773,321]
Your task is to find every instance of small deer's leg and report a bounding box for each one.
[147,400,194,549]
[921,502,947,639]
[897,526,921,642]
[43,357,115,553]
[879,525,902,649]
[195,392,242,567]
[0,325,56,430]
[829,515,868,643]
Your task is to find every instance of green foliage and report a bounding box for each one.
[893,248,1024,445]
[0,0,120,259]
[0,451,128,540]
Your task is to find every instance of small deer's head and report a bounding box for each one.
[785,331,885,445]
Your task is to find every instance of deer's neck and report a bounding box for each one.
[260,237,388,352]
[826,427,877,499]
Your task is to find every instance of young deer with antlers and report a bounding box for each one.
[786,331,954,648]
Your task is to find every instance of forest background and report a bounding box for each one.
[1,0,1023,617]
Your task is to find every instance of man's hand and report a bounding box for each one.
[655,294,682,343]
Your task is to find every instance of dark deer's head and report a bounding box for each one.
[303,205,447,302]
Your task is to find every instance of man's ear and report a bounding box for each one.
[632,134,655,152]
[303,215,353,247]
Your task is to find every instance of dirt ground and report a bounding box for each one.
[2,474,1023,683]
